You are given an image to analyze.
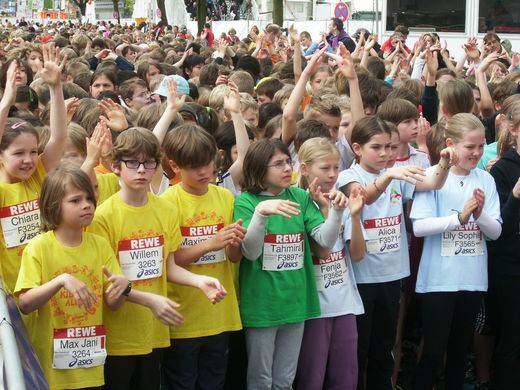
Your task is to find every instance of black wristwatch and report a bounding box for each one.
[122,281,132,297]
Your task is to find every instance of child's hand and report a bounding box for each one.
[416,115,431,149]
[439,146,458,166]
[102,266,129,300]
[288,24,299,46]
[473,188,485,219]
[386,166,426,184]
[325,190,348,209]
[512,178,520,199]
[98,99,128,132]
[65,97,79,124]
[1,60,18,107]
[303,44,327,77]
[86,120,109,164]
[308,177,329,210]
[59,273,98,311]
[227,219,247,247]
[208,221,247,250]
[40,43,67,87]
[485,158,497,172]
[348,186,365,216]
[478,51,500,73]
[166,77,186,112]
[256,199,300,218]
[338,42,357,80]
[223,80,241,114]
[148,294,184,326]
[459,197,479,225]
[197,276,227,304]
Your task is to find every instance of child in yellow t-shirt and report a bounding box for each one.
[15,166,129,390]
[0,45,68,294]
[160,122,246,390]
[88,127,227,390]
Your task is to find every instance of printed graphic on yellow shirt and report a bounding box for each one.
[50,264,103,326]
[49,264,106,371]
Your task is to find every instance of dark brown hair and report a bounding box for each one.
[163,123,217,168]
[241,138,290,194]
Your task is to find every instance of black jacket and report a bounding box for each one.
[489,147,520,275]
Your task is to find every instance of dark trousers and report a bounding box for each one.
[161,333,230,390]
[356,280,401,390]
[104,349,163,390]
[412,291,482,390]
[490,273,520,389]
[224,330,247,390]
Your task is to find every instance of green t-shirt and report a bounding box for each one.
[234,187,323,327]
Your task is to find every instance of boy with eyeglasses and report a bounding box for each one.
[89,127,227,390]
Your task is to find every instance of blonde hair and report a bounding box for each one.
[67,122,89,157]
[444,113,484,143]
[272,85,294,107]
[209,84,231,111]
[297,137,340,189]
[239,93,259,112]
[497,95,520,158]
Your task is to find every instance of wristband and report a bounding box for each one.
[122,281,132,297]
[457,212,465,225]
[373,179,383,193]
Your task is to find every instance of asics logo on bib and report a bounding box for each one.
[68,357,94,368]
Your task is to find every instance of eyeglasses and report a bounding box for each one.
[267,158,292,169]
[132,91,152,99]
[121,159,158,170]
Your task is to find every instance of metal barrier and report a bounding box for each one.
[0,279,25,390]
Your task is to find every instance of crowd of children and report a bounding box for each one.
[0,17,519,390]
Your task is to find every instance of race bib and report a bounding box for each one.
[263,233,304,271]
[180,224,225,264]
[364,215,401,254]
[53,326,106,370]
[118,236,164,280]
[0,200,40,248]
[313,248,347,290]
[441,222,484,256]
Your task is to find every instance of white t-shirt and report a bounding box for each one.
[312,209,365,317]
[394,145,430,169]
[337,137,356,172]
[410,167,501,293]
[337,164,415,283]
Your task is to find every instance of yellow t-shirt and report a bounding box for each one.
[96,173,120,206]
[0,156,46,293]
[14,231,121,390]
[88,192,181,355]
[161,184,242,339]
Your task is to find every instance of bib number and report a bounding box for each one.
[263,233,304,271]
[53,325,106,370]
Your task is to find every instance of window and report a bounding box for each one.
[386,0,466,32]
[479,0,520,34]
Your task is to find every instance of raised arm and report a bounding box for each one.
[150,78,185,191]
[476,52,499,118]
[0,61,17,140]
[281,45,327,145]
[338,42,364,125]
[225,80,250,186]
[41,44,68,171]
